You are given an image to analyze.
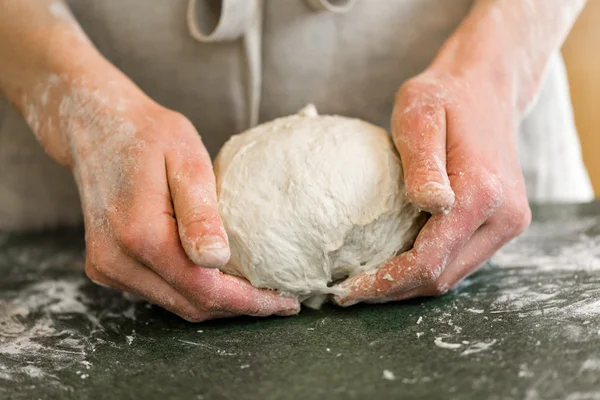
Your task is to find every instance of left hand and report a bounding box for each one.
[335,58,531,306]
[334,0,587,306]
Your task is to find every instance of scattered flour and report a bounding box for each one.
[485,216,600,319]
[0,279,94,381]
[0,277,133,383]
[492,217,600,273]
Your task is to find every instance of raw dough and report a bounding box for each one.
[214,105,425,308]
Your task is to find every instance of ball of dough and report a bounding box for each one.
[214,105,425,308]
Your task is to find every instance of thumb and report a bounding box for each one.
[166,137,230,268]
[391,87,455,213]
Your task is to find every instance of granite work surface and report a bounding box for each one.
[1,202,599,399]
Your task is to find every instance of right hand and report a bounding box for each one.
[47,78,300,322]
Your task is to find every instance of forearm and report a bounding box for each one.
[430,0,586,117]
[0,0,149,167]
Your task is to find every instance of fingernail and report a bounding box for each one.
[409,181,455,213]
[276,304,301,316]
[276,297,301,316]
[188,235,230,268]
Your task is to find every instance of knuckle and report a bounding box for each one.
[85,243,112,276]
[159,111,205,148]
[84,259,102,281]
[179,206,215,228]
[395,79,419,104]
[84,255,117,288]
[114,219,146,254]
[396,76,431,102]
[201,297,224,313]
[168,111,196,133]
[243,303,267,317]
[197,275,227,312]
[154,109,195,134]
[181,309,210,323]
[472,171,504,212]
[417,262,444,286]
[504,196,532,236]
[395,75,445,109]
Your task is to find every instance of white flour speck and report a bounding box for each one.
[580,358,600,372]
[434,336,462,350]
[382,369,396,381]
[460,339,497,356]
[466,308,484,314]
[518,363,535,378]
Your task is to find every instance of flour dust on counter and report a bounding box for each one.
[0,235,140,387]
[489,214,600,320]
[0,276,138,385]
[1,204,600,399]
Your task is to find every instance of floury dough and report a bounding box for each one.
[214,105,426,308]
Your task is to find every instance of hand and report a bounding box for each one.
[60,80,300,321]
[333,0,585,306]
[335,60,531,306]
[0,0,298,321]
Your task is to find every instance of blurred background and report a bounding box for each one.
[563,1,600,197]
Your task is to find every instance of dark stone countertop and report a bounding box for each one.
[1,202,599,400]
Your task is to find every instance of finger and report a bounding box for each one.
[85,253,231,322]
[169,233,300,316]
[114,139,300,317]
[119,193,300,317]
[366,223,505,303]
[383,198,530,302]
[392,84,455,213]
[166,129,229,268]
[334,171,502,306]
[151,223,300,317]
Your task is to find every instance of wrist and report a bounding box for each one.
[428,0,583,120]
[0,7,155,169]
[427,26,517,118]
[49,68,156,170]
[16,46,155,169]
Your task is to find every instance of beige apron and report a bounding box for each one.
[0,0,593,230]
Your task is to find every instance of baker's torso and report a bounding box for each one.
[0,0,593,230]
